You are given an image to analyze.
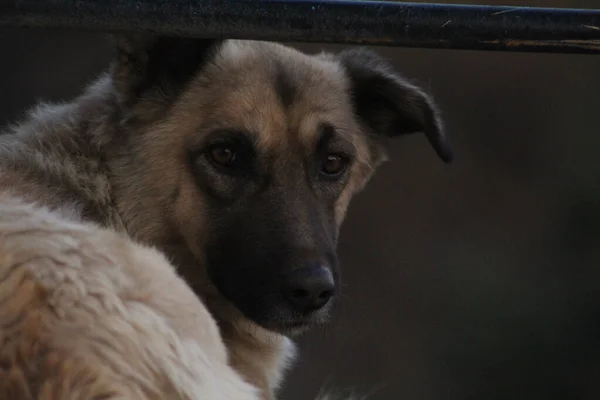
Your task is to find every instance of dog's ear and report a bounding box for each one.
[336,48,453,164]
[109,33,220,108]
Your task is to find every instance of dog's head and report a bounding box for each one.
[109,36,452,335]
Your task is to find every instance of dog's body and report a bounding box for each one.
[0,37,451,398]
[0,192,260,399]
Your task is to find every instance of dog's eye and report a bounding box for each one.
[321,153,348,177]
[208,144,236,167]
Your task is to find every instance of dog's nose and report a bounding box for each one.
[281,266,335,313]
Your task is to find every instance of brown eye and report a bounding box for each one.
[321,153,348,177]
[209,144,236,167]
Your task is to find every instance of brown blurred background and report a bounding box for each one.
[1,0,599,398]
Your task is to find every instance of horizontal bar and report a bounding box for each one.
[1,0,600,54]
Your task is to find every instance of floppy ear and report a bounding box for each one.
[336,48,453,164]
[109,33,220,108]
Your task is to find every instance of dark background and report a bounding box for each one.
[1,0,599,398]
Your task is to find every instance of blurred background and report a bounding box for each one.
[1,0,599,398]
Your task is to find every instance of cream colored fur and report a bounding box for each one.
[0,192,260,399]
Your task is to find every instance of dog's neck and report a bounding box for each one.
[177,249,298,399]
[125,234,298,400]
[217,317,297,400]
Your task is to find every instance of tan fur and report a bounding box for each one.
[0,38,449,399]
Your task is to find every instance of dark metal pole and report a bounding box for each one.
[1,0,599,54]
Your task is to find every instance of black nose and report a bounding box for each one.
[281,266,336,313]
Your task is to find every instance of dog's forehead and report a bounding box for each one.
[180,40,361,151]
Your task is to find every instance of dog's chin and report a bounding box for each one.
[255,317,323,336]
[241,305,333,337]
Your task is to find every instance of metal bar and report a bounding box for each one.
[1,0,599,54]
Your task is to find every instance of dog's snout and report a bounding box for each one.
[281,265,335,313]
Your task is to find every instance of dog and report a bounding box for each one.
[0,35,452,398]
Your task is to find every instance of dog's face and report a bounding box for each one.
[111,37,452,335]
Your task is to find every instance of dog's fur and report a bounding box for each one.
[0,192,260,399]
[0,36,451,398]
